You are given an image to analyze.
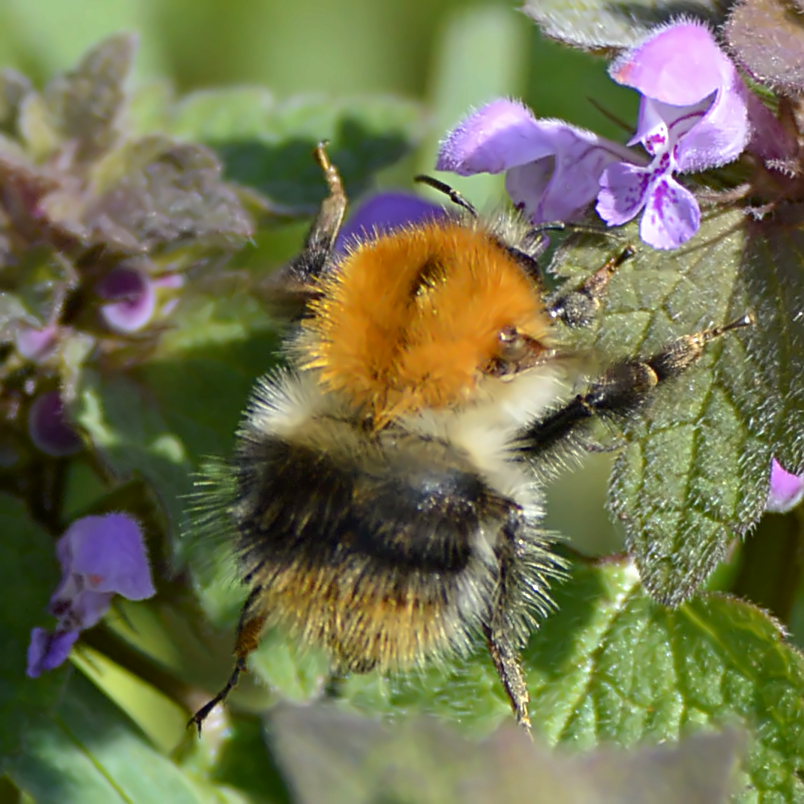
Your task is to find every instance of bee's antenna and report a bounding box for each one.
[414,175,478,217]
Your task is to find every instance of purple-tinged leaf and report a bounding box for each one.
[43,34,137,162]
[725,0,804,96]
[87,137,253,251]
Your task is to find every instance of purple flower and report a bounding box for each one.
[597,20,754,249]
[97,267,157,333]
[766,459,804,514]
[437,98,639,224]
[28,390,83,457]
[336,192,447,253]
[26,513,155,677]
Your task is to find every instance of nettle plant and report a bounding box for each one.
[1,2,802,802]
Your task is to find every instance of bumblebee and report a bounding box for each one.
[190,144,750,734]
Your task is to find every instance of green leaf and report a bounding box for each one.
[521,0,724,50]
[337,559,804,801]
[7,673,209,803]
[742,205,804,479]
[74,368,193,534]
[248,630,331,705]
[145,292,281,462]
[0,494,63,765]
[269,705,745,804]
[71,646,187,756]
[167,87,278,143]
[71,282,279,574]
[211,715,292,804]
[550,205,802,603]
[164,89,422,213]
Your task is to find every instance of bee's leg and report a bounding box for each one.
[548,245,635,328]
[485,514,534,738]
[520,315,754,455]
[484,623,532,737]
[267,141,348,315]
[295,141,348,280]
[188,585,268,734]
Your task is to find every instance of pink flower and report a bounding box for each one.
[766,459,804,514]
[96,267,157,333]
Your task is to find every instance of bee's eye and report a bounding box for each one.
[483,326,546,377]
[498,327,531,362]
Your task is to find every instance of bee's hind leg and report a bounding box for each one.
[188,585,269,734]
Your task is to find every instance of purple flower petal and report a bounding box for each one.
[767,459,804,513]
[510,125,636,224]
[597,162,651,226]
[335,192,448,253]
[505,158,555,217]
[29,514,156,677]
[612,21,752,175]
[57,514,156,601]
[639,173,700,250]
[50,588,115,630]
[26,628,79,677]
[437,99,554,175]
[438,98,641,226]
[632,96,712,155]
[28,390,82,457]
[610,21,732,107]
[672,77,750,172]
[97,267,156,333]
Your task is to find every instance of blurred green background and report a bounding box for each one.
[0,0,634,126]
[0,0,638,555]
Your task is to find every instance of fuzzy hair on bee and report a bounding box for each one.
[189,144,752,735]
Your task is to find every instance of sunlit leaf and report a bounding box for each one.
[0,68,32,134]
[7,673,210,803]
[548,205,802,602]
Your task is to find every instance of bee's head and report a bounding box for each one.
[300,220,555,427]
